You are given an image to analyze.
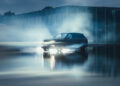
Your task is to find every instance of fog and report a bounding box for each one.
[0,23,52,42]
[0,6,118,44]
[56,12,93,42]
[0,10,94,44]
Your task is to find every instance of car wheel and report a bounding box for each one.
[43,52,50,58]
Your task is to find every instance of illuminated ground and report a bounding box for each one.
[0,45,120,86]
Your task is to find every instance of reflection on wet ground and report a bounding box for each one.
[0,44,120,76]
[0,44,120,86]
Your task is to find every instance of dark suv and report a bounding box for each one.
[42,33,88,58]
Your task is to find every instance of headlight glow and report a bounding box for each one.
[49,48,58,54]
[61,48,74,54]
[48,47,75,55]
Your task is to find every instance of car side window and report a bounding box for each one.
[65,34,72,39]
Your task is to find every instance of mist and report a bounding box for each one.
[0,6,119,44]
[56,12,93,43]
[0,21,52,42]
[0,8,93,43]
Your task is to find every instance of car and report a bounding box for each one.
[41,33,88,58]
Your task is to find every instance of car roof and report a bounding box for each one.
[60,33,86,39]
[61,32,83,35]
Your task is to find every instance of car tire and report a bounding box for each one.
[43,52,50,58]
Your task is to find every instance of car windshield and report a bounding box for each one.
[65,33,85,39]
[55,33,67,39]
[55,33,85,39]
[71,33,85,39]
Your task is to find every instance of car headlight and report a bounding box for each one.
[49,47,75,55]
[61,48,75,54]
[49,48,58,54]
